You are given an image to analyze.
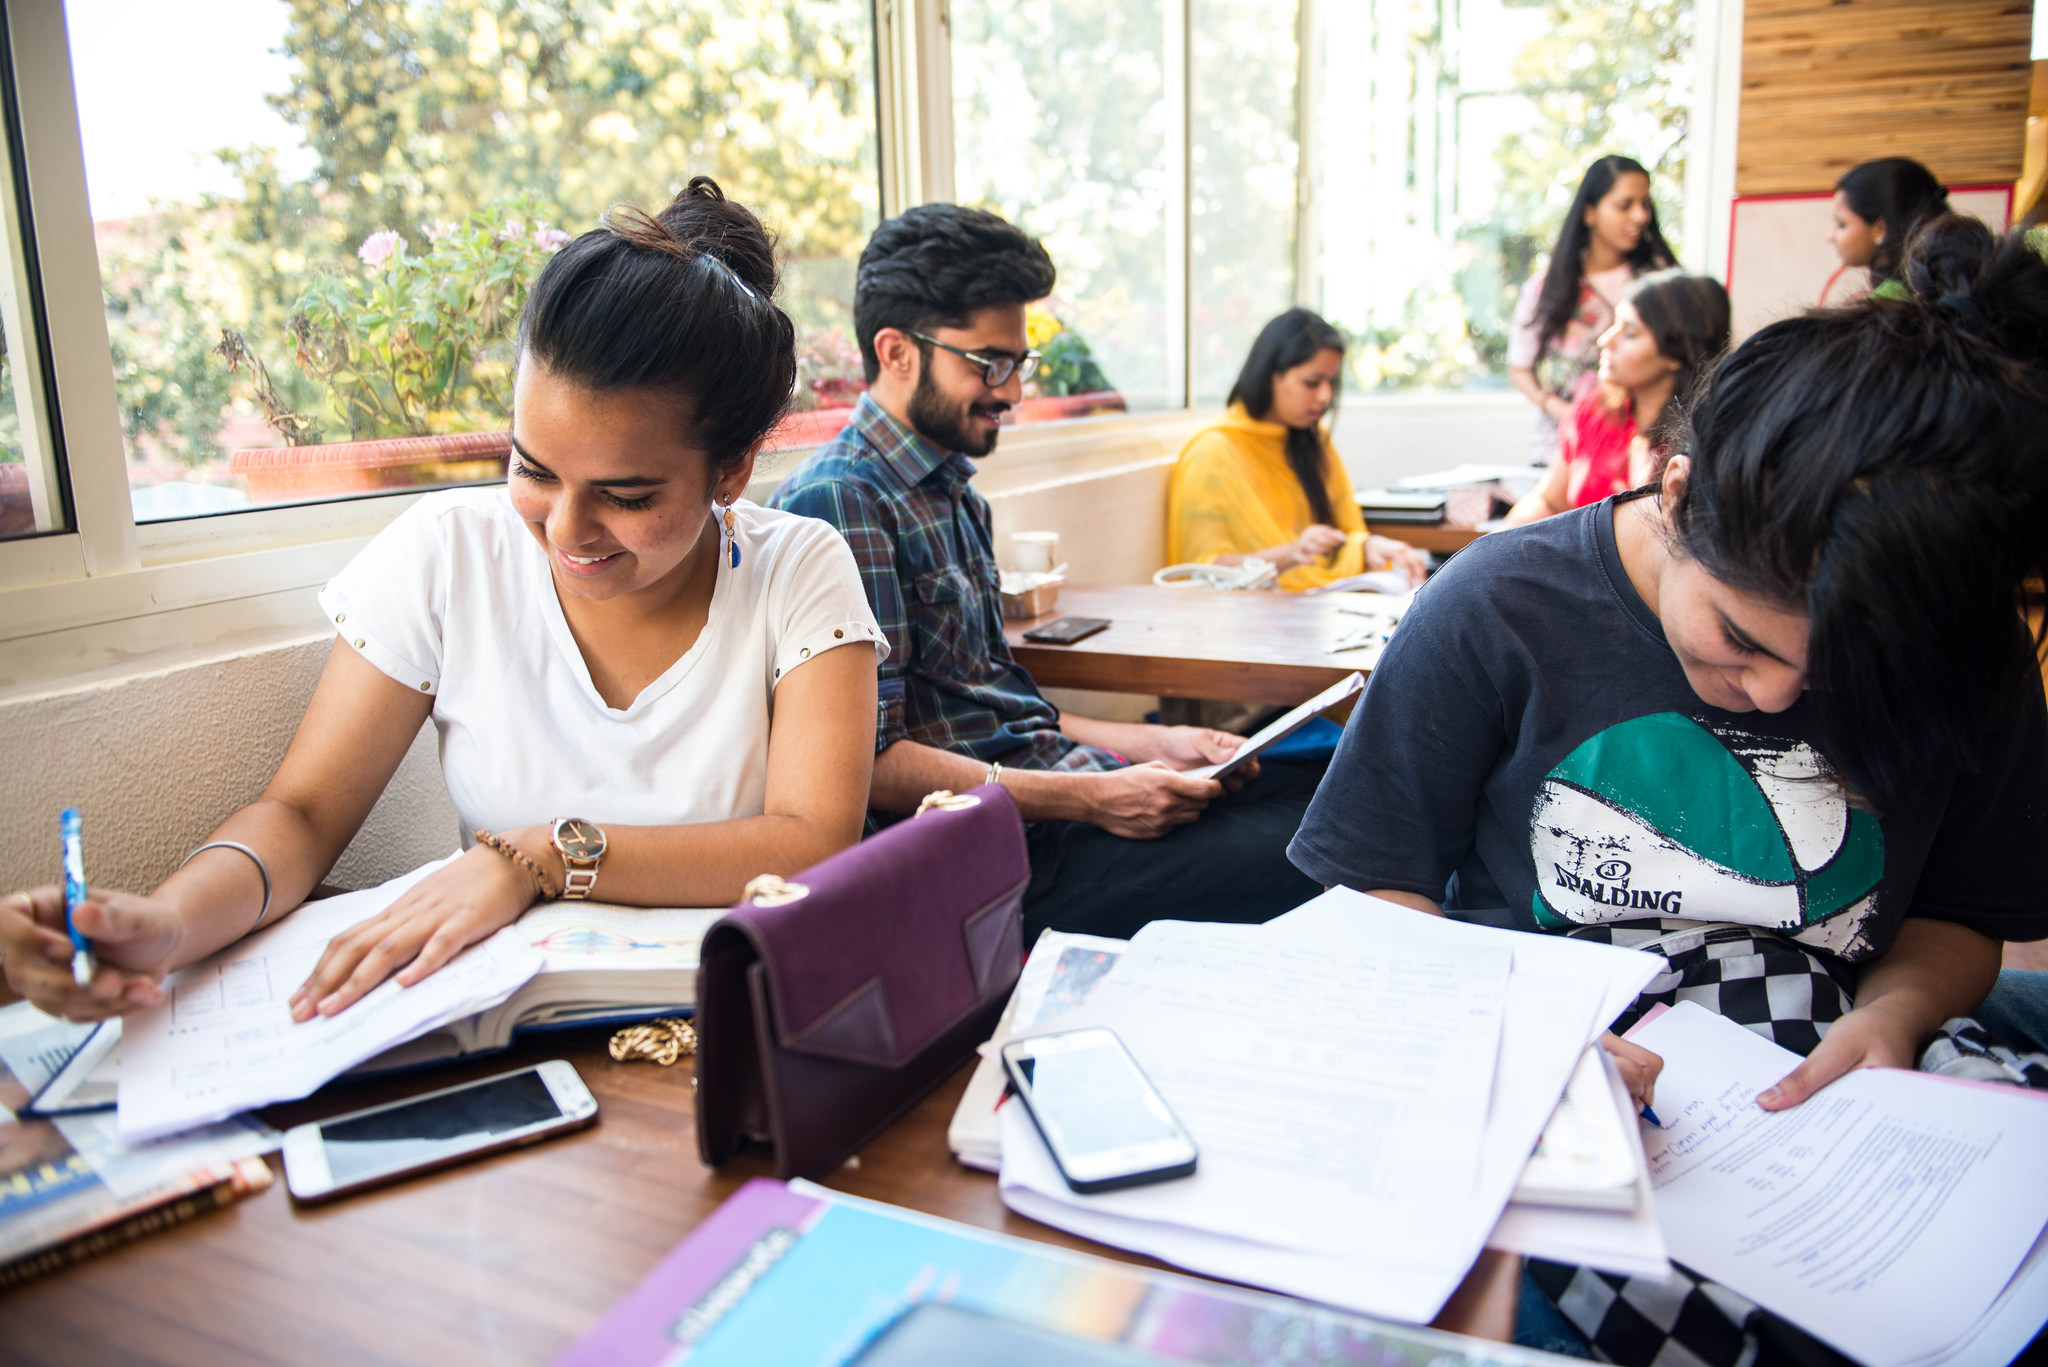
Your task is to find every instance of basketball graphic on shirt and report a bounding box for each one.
[1529,712,1884,955]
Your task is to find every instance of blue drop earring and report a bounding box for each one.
[722,500,741,568]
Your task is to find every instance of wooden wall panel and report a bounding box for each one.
[1737,0,2033,196]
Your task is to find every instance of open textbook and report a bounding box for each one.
[1631,1002,2048,1367]
[359,899,719,1072]
[118,859,719,1141]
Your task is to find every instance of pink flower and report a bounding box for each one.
[357,229,404,268]
[534,225,570,251]
[496,218,525,243]
[421,219,459,242]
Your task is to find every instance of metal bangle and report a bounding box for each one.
[178,840,274,931]
[985,761,1004,788]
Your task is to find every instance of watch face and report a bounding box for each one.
[555,819,607,861]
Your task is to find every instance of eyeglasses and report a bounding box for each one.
[905,329,1042,387]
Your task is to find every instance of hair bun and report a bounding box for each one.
[659,177,777,300]
[1898,216,2048,367]
[521,177,797,473]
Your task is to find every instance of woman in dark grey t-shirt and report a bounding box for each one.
[1291,218,2048,1366]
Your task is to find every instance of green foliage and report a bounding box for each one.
[284,198,558,439]
[1491,0,1692,276]
[99,0,880,466]
[1349,277,1485,392]
[0,352,19,463]
[267,0,877,264]
[1034,329,1114,398]
[100,207,246,466]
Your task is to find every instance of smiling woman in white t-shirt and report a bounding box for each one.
[2,178,885,1022]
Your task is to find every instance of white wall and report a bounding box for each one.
[1330,391,1535,490]
[0,399,1525,891]
[0,636,458,895]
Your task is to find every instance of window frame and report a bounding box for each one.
[0,0,1737,660]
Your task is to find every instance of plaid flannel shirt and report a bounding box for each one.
[770,395,1121,774]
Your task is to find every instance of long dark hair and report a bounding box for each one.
[1669,217,2048,809]
[1836,158,1950,285]
[1623,271,1730,452]
[1229,309,1347,527]
[1534,156,1678,362]
[518,176,796,477]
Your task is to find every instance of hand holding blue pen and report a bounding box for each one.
[59,807,95,986]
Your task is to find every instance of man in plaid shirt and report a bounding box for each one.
[773,205,1320,940]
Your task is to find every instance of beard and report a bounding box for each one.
[907,367,1011,457]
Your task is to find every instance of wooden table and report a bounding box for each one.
[0,1027,1515,1365]
[1386,523,1484,555]
[1005,584,1391,705]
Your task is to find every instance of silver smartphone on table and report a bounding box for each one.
[1000,1027,1197,1194]
[282,1058,597,1203]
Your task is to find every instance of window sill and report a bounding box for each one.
[0,404,1213,693]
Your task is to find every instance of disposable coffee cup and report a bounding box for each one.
[1012,531,1060,575]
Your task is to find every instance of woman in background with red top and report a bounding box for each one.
[1503,270,1728,528]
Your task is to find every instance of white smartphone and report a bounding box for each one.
[1000,1027,1197,1194]
[282,1058,597,1203]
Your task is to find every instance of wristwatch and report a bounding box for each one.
[551,817,608,900]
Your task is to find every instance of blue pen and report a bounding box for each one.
[59,807,94,986]
[1640,1105,1664,1128]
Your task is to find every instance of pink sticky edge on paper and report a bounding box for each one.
[1621,1001,1672,1041]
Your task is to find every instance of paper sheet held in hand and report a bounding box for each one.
[1632,1002,2048,1367]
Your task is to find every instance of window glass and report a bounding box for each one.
[0,46,63,544]
[1190,0,1299,406]
[67,0,880,523]
[1314,0,1694,393]
[952,0,1172,419]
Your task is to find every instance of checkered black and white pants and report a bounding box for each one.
[1526,921,2048,1367]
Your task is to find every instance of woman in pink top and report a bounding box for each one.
[1503,270,1729,527]
[1506,156,1677,461]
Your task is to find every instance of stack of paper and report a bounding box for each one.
[119,859,544,1142]
[994,889,1667,1324]
[1629,1002,2048,1367]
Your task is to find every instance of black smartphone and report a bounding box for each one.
[281,1059,597,1202]
[1001,1027,1198,1194]
[1022,616,1111,645]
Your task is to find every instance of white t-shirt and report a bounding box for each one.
[316,486,886,838]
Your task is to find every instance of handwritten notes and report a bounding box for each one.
[1632,1003,2048,1367]
[120,862,543,1142]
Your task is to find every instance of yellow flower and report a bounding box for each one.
[1025,304,1064,349]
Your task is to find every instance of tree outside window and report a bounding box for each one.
[72,0,879,520]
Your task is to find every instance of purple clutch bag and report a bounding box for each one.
[695,783,1028,1180]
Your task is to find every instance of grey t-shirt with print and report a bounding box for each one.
[1287,500,2048,963]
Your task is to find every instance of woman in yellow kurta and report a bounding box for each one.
[1169,309,1427,592]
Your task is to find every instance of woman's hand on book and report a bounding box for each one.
[0,886,178,1021]
[289,841,539,1021]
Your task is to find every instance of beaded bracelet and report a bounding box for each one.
[474,829,561,901]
